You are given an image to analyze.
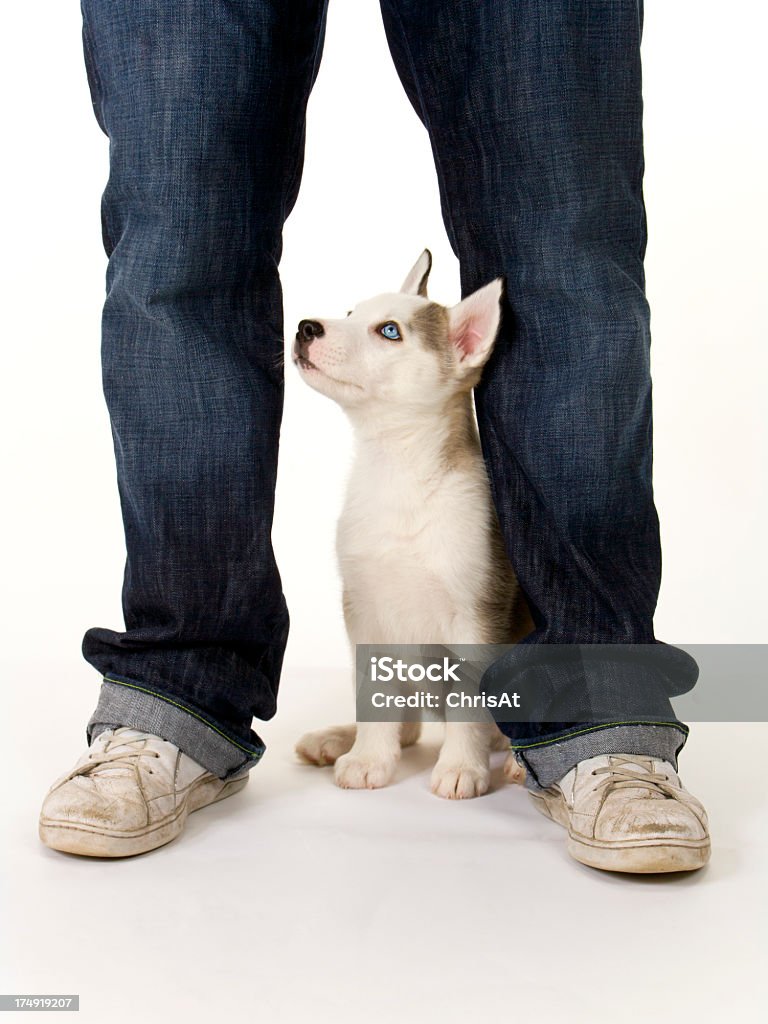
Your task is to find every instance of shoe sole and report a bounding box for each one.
[530,789,711,874]
[39,773,249,858]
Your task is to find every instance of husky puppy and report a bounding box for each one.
[293,250,532,798]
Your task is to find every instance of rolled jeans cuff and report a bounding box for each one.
[511,722,689,791]
[86,675,265,780]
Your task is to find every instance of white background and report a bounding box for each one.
[1,4,766,1022]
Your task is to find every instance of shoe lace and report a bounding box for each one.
[74,729,161,778]
[590,758,678,798]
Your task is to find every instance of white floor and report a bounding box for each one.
[2,661,766,1023]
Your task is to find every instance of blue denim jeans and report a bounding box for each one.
[80,0,689,787]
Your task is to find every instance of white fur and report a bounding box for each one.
[294,251,527,796]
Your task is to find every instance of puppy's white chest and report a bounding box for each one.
[337,460,491,638]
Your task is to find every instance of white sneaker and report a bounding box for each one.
[39,727,249,858]
[530,753,710,873]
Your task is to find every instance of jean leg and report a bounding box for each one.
[380,0,690,785]
[79,0,329,777]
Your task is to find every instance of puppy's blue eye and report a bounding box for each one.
[379,322,401,341]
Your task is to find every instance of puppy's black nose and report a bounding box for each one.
[297,319,324,341]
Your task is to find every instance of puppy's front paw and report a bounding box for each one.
[295,725,356,766]
[430,761,490,800]
[502,751,526,785]
[334,752,396,790]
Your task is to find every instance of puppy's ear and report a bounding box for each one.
[448,278,505,369]
[400,249,432,297]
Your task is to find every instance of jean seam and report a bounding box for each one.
[279,0,330,228]
[101,675,264,758]
[384,2,460,263]
[509,720,688,751]
[80,3,106,135]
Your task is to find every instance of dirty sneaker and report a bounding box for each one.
[39,727,248,858]
[530,753,710,873]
